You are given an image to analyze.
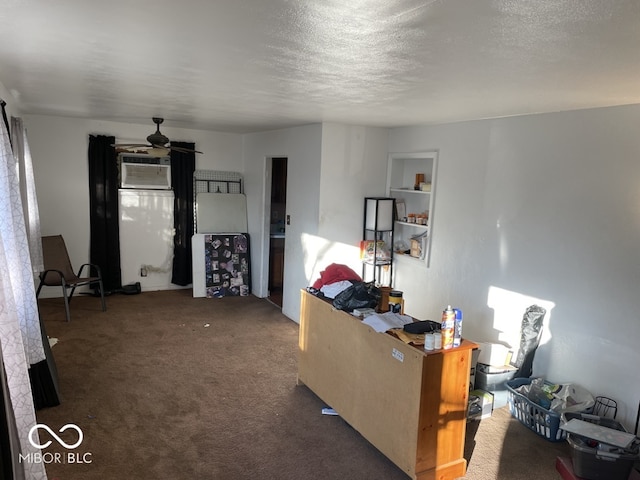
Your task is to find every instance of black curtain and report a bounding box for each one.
[0,356,13,480]
[0,100,10,148]
[29,312,60,409]
[170,142,196,286]
[88,135,122,293]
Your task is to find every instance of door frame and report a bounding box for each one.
[260,155,288,301]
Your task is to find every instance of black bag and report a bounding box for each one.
[332,282,381,312]
[120,282,142,295]
[403,320,440,334]
[512,305,546,378]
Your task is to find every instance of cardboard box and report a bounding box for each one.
[468,389,494,420]
[476,342,513,366]
[410,239,421,258]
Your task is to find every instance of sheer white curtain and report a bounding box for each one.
[0,118,47,478]
[12,117,43,274]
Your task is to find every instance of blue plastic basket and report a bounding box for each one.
[506,377,566,442]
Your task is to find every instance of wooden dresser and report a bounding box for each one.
[297,290,477,480]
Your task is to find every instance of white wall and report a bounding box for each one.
[0,85,17,119]
[243,123,389,321]
[243,124,323,320]
[389,104,640,429]
[17,97,640,429]
[24,114,243,295]
[318,123,389,271]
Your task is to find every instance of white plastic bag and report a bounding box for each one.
[549,383,595,414]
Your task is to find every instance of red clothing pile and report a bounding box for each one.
[312,263,361,290]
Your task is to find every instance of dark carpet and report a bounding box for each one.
[36,289,571,480]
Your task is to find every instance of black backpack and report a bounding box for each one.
[332,282,381,312]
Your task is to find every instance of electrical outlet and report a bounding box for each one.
[140,266,147,277]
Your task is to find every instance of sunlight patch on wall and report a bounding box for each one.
[118,190,173,223]
[487,286,555,355]
[301,233,360,285]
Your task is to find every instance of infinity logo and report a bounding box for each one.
[28,424,84,450]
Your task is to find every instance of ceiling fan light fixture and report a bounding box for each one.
[147,146,170,157]
[146,117,168,145]
[112,117,202,154]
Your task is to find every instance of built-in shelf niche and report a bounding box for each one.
[386,151,438,267]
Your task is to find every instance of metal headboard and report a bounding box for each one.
[193,170,244,232]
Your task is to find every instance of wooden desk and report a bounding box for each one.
[297,290,478,480]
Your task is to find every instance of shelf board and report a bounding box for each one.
[395,221,428,229]
[394,251,427,263]
[390,188,431,195]
[362,259,392,266]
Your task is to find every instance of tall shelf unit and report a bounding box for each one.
[387,152,437,267]
[361,197,395,287]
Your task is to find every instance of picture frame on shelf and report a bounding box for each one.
[359,240,390,262]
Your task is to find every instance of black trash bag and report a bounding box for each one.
[120,282,142,295]
[512,305,546,378]
[332,282,381,312]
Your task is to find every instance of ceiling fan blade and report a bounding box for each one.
[112,118,204,155]
[168,145,203,154]
[112,143,152,149]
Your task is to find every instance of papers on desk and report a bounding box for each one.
[362,312,413,333]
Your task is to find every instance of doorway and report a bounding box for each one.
[268,157,287,307]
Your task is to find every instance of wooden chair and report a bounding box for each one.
[36,235,106,321]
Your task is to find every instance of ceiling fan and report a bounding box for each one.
[113,117,203,155]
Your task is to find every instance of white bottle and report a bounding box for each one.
[433,332,442,350]
[424,333,435,351]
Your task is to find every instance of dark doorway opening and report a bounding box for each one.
[268,157,287,307]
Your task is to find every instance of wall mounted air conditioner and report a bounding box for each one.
[119,153,171,190]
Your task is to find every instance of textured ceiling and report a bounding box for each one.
[1,0,639,133]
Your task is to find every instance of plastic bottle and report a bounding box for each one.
[441,305,455,350]
[433,332,442,349]
[424,333,434,351]
[453,308,463,347]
